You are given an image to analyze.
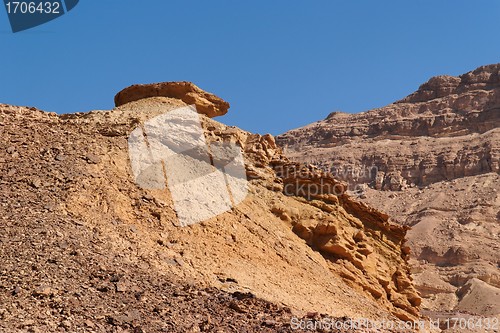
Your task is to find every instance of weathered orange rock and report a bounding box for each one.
[114,81,230,118]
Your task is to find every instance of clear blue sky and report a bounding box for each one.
[1,1,500,135]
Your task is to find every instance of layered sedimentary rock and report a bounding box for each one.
[277,64,500,190]
[276,64,500,323]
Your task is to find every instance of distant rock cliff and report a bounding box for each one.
[276,64,500,321]
[277,64,500,190]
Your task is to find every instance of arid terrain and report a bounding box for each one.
[277,64,500,331]
[0,83,425,332]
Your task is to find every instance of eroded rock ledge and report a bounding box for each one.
[242,134,421,321]
[114,81,230,118]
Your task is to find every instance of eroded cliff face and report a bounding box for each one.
[276,64,500,323]
[0,84,420,332]
[243,137,421,321]
[277,64,500,190]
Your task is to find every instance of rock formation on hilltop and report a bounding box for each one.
[0,84,420,332]
[114,81,230,118]
[277,64,500,326]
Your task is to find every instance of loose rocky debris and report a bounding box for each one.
[1,82,422,332]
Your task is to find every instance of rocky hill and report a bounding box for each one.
[0,83,421,332]
[277,64,500,326]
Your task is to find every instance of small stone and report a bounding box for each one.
[262,319,277,327]
[29,180,42,189]
[96,284,111,292]
[23,319,35,327]
[84,154,101,164]
[125,310,141,323]
[306,312,319,318]
[60,320,71,329]
[33,286,53,297]
[110,274,121,283]
[229,301,247,313]
[55,154,66,161]
[116,282,128,293]
[12,286,21,296]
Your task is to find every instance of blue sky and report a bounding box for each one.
[1,1,500,135]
